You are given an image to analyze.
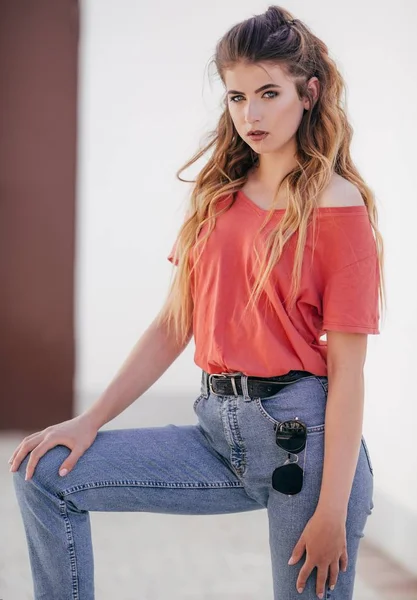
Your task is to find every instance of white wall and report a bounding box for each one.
[75,0,417,575]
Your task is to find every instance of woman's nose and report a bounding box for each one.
[245,108,262,124]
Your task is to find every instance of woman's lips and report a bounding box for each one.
[248,132,269,141]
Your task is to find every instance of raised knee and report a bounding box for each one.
[12,445,71,487]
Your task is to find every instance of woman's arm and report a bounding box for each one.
[81,315,193,430]
[315,331,368,520]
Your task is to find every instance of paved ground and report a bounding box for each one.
[0,391,382,599]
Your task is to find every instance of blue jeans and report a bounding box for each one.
[13,372,374,599]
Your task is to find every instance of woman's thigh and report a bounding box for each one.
[219,375,374,599]
[265,429,373,599]
[14,422,263,516]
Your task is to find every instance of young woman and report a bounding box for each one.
[9,5,384,599]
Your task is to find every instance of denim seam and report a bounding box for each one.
[361,438,374,476]
[58,498,80,599]
[314,376,329,394]
[60,480,244,496]
[218,397,247,478]
[193,393,205,411]
[229,397,247,477]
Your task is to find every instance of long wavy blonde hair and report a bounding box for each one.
[156,5,386,347]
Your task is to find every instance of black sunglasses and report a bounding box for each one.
[272,418,307,495]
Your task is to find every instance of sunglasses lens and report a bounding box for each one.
[272,463,303,495]
[276,420,306,453]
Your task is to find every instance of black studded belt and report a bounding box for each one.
[202,369,319,398]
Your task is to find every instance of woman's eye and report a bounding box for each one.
[264,91,278,99]
[229,91,278,103]
[230,95,244,103]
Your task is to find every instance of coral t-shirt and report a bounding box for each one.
[168,190,380,377]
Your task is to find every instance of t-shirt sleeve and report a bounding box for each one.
[315,208,381,335]
[167,209,195,266]
[322,253,380,334]
[167,240,179,266]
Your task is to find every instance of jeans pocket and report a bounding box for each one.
[254,376,326,433]
[361,437,374,476]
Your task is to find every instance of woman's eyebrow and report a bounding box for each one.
[226,83,282,95]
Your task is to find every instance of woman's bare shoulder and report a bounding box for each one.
[317,173,365,208]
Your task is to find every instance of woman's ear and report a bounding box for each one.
[303,76,320,110]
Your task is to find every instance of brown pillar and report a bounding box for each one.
[0,0,79,432]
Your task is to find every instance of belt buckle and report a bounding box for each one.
[208,372,241,396]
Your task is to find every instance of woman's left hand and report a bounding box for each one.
[287,509,348,597]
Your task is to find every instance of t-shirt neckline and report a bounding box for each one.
[237,189,368,216]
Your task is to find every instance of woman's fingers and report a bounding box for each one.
[9,417,98,480]
[8,431,45,465]
[24,437,59,480]
[9,433,45,472]
[327,560,340,592]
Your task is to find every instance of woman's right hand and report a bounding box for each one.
[8,414,99,481]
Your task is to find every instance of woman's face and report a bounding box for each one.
[224,62,315,154]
